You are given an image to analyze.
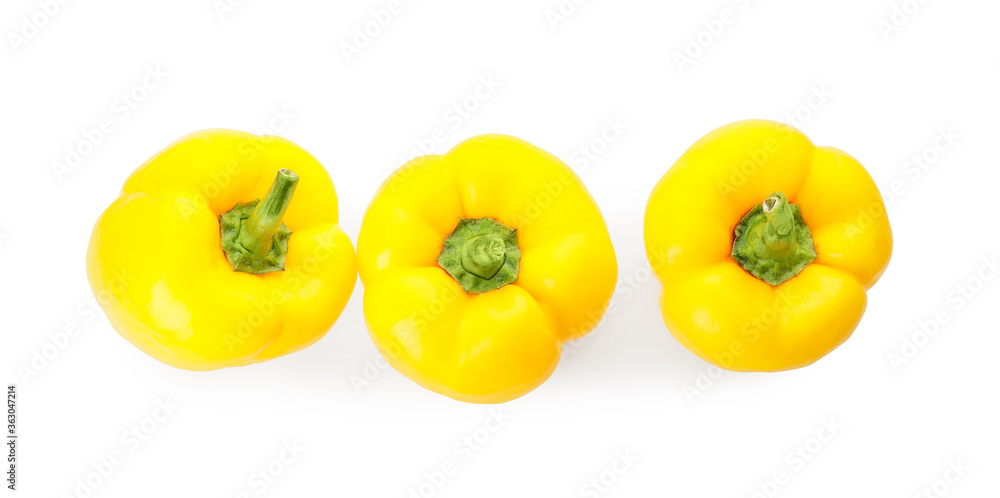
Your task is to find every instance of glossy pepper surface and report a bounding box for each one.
[644,120,892,371]
[87,130,357,370]
[358,134,618,403]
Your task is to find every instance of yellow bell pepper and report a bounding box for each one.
[644,120,892,371]
[358,134,618,403]
[86,129,357,371]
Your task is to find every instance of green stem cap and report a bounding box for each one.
[731,192,817,286]
[220,169,298,275]
[438,218,520,294]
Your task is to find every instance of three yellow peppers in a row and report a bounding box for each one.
[87,120,892,403]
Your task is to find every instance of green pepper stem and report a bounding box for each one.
[762,193,795,253]
[437,218,520,294]
[460,235,507,279]
[730,191,817,286]
[238,169,298,258]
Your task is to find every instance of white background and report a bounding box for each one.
[2,0,999,496]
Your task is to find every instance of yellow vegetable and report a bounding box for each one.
[87,130,357,370]
[644,120,892,371]
[358,134,618,403]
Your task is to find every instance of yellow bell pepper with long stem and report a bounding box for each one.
[87,129,357,371]
[358,134,618,403]
[644,120,892,371]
